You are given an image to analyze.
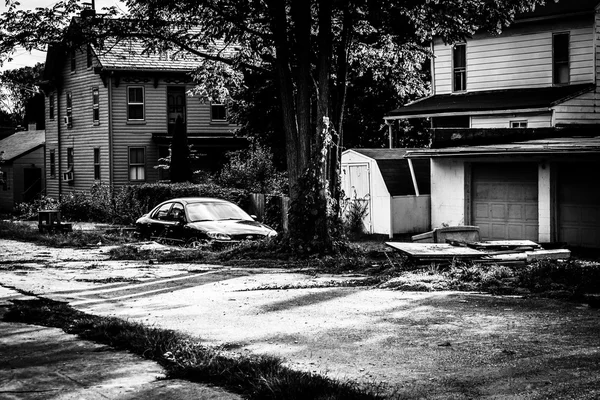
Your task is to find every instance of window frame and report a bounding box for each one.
[66,92,73,128]
[49,149,56,178]
[553,32,570,85]
[127,86,145,121]
[49,93,55,120]
[510,120,528,128]
[93,148,101,181]
[67,147,74,172]
[92,87,100,125]
[70,49,76,72]
[452,43,467,92]
[128,147,146,182]
[210,103,227,122]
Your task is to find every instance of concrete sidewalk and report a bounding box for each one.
[0,288,240,400]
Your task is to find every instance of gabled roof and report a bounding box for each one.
[404,136,600,158]
[344,149,430,196]
[0,130,45,162]
[385,84,595,119]
[94,39,202,71]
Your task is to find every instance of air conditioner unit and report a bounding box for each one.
[62,171,74,182]
[64,116,73,127]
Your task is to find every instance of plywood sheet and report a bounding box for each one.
[386,242,485,258]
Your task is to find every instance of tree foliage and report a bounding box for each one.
[0,0,548,253]
[0,63,44,126]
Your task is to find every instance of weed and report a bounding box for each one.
[0,221,134,248]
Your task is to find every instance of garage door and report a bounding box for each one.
[472,163,538,241]
[558,163,600,248]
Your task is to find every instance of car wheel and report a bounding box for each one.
[185,238,208,248]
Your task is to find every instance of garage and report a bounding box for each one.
[557,162,600,248]
[472,163,538,241]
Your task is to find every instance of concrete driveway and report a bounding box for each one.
[1,239,599,399]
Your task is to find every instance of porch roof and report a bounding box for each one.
[0,130,45,162]
[385,84,595,119]
[404,136,600,158]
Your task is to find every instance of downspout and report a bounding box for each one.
[107,75,114,185]
[57,87,62,198]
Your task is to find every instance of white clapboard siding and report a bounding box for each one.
[56,47,111,195]
[433,18,594,94]
[471,113,553,129]
[553,91,600,124]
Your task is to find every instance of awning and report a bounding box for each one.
[404,136,600,158]
[386,84,595,119]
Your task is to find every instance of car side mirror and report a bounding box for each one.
[250,214,257,220]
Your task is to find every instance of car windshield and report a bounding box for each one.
[186,201,253,222]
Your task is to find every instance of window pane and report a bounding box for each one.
[130,148,144,164]
[453,45,466,68]
[129,104,144,120]
[130,166,145,181]
[129,87,143,103]
[211,104,226,120]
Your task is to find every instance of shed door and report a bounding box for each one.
[558,162,600,248]
[472,163,538,241]
[341,163,372,233]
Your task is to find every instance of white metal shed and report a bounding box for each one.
[341,149,431,237]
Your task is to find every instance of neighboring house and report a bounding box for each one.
[40,12,246,199]
[0,129,45,212]
[341,149,430,237]
[385,1,600,248]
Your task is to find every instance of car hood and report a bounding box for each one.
[187,219,274,235]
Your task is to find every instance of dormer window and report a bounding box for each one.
[453,43,466,92]
[553,33,569,85]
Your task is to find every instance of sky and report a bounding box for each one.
[0,0,126,72]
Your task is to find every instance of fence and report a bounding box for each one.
[248,193,290,233]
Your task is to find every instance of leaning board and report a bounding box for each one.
[386,242,485,259]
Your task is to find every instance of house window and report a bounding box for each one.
[67,147,74,171]
[211,103,227,121]
[553,33,569,85]
[49,94,55,120]
[127,86,145,120]
[87,45,93,69]
[49,149,56,177]
[453,43,467,92]
[129,147,146,181]
[92,87,100,124]
[510,120,528,128]
[93,148,101,180]
[0,170,6,190]
[66,92,73,128]
[70,49,76,71]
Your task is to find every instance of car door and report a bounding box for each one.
[164,202,187,242]
[149,202,173,238]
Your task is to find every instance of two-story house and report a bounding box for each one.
[41,14,246,199]
[385,1,600,248]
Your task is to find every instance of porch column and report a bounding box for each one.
[538,162,552,243]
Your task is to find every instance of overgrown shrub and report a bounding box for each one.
[217,144,288,194]
[341,191,370,239]
[14,196,59,220]
[517,260,600,295]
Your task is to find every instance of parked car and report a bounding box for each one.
[135,197,277,246]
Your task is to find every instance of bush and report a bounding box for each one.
[217,144,288,194]
[14,196,60,220]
